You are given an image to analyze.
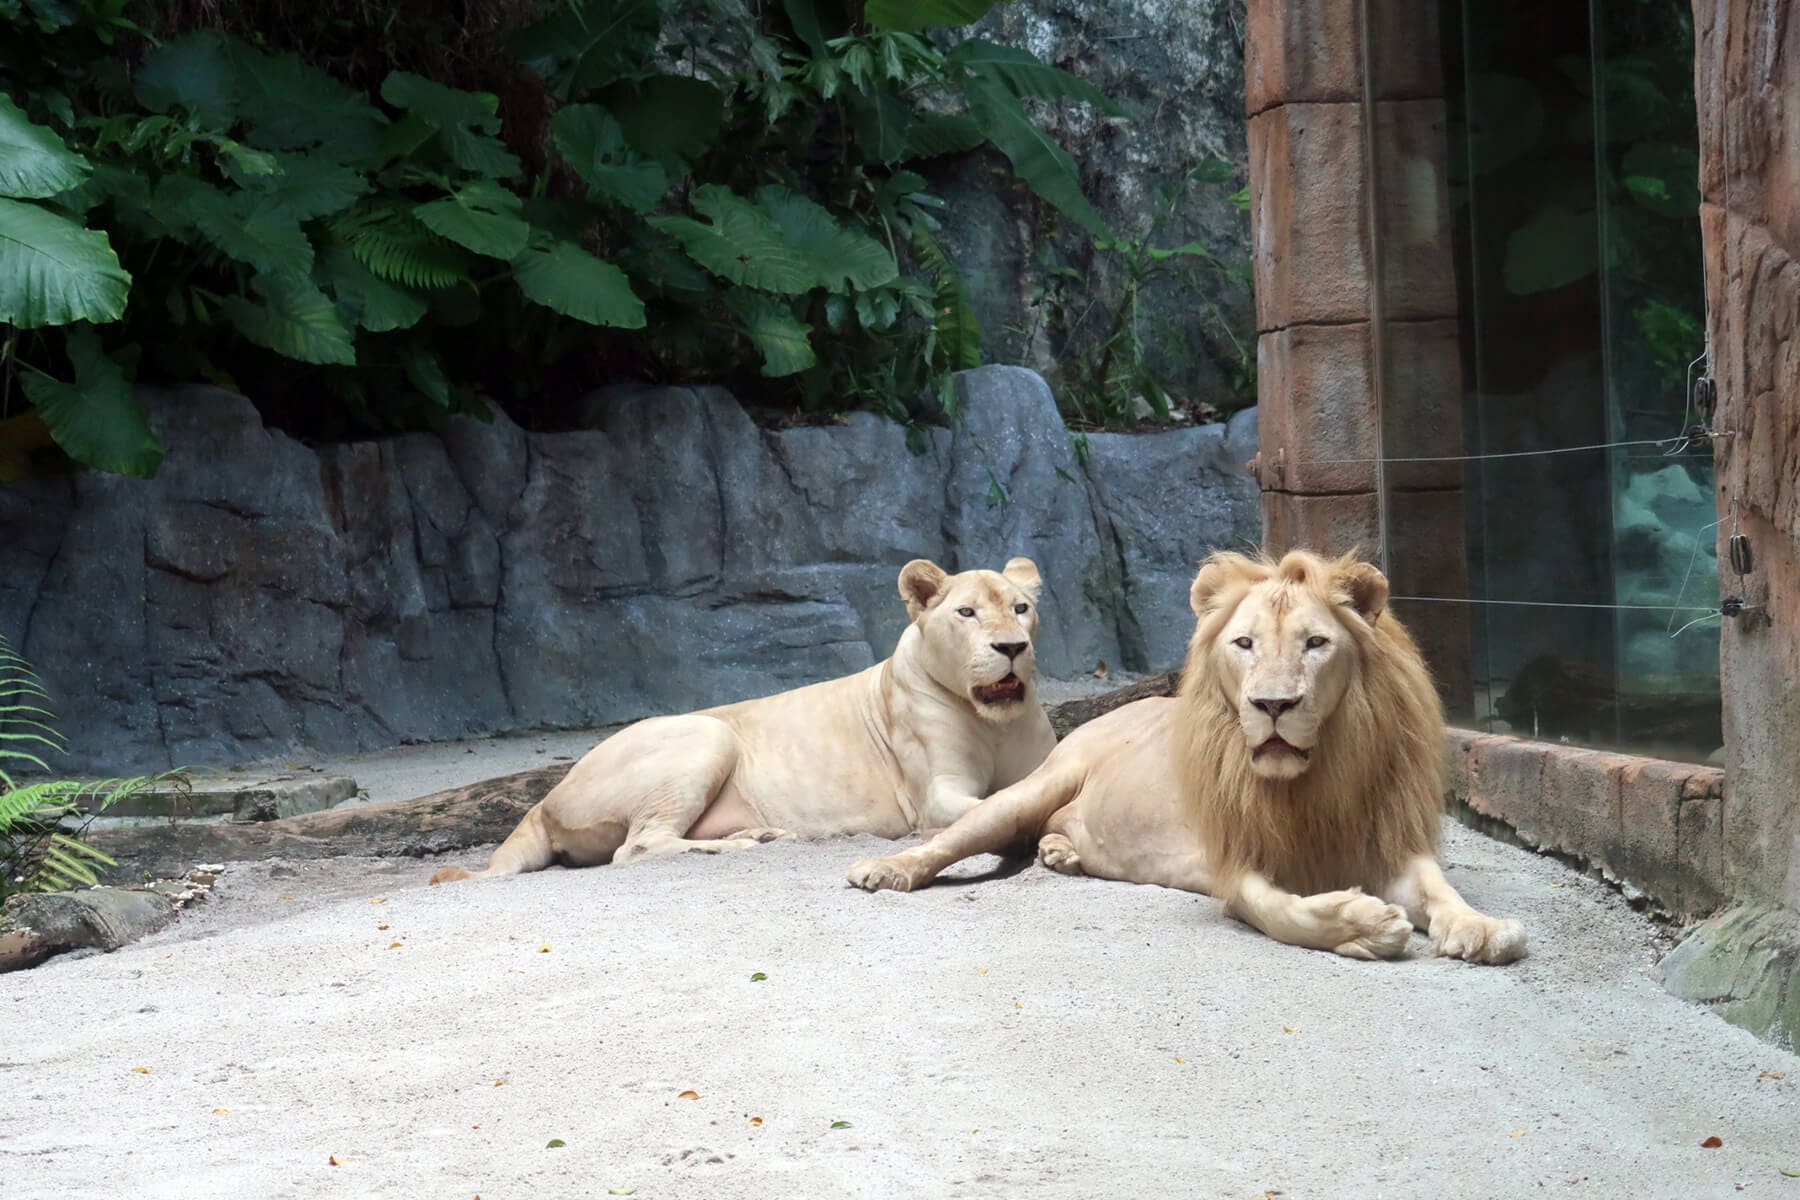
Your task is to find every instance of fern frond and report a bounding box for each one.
[333,207,470,289]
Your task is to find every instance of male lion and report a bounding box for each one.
[846,550,1526,965]
[431,557,1057,883]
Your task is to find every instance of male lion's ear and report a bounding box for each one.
[1001,556,1042,600]
[898,559,949,620]
[1334,561,1390,622]
[1189,554,1250,617]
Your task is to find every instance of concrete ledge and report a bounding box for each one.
[1447,728,1726,919]
[100,773,358,821]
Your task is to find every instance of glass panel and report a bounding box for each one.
[1591,1,1720,762]
[1372,0,1718,762]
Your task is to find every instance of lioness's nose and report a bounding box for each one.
[1251,696,1300,718]
[992,641,1028,660]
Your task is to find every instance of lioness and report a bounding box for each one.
[847,550,1526,965]
[431,557,1057,882]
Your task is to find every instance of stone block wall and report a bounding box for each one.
[1242,0,1472,707]
[0,367,1258,773]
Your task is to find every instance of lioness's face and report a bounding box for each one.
[1213,579,1363,781]
[898,557,1043,722]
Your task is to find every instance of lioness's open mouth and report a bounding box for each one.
[1253,735,1309,760]
[972,675,1027,704]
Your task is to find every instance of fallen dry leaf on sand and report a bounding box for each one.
[1700,1136,1723,1149]
[131,1067,150,1074]
[1175,1057,1186,1064]
[493,1080,506,1087]
[387,942,403,950]
[1758,1070,1784,1081]
[1282,1027,1297,1034]
[976,967,988,975]
[679,1090,702,1100]
[539,944,552,953]
[329,1155,343,1166]
[748,1116,763,1127]
[370,898,386,905]
[377,924,389,931]
[1509,1130,1526,1138]
[212,1108,230,1115]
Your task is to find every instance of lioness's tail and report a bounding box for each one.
[430,803,555,884]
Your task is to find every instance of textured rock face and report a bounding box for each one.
[938,0,1254,407]
[2,367,1257,772]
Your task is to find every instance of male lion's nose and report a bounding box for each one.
[992,641,1028,660]
[1251,696,1300,719]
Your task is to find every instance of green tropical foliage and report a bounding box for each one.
[0,635,177,900]
[0,0,1135,474]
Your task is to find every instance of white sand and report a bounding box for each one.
[4,810,1797,1199]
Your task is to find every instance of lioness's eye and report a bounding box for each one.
[1305,635,1329,650]
[1232,636,1253,650]
[1014,602,1029,614]
[956,606,976,618]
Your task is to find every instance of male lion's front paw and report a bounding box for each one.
[1430,910,1527,965]
[1037,833,1083,875]
[1320,889,1413,960]
[846,856,921,893]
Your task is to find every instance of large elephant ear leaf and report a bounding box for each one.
[22,328,165,478]
[0,197,131,328]
[0,93,91,199]
[754,186,897,293]
[510,237,647,328]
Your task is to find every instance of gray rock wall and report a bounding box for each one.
[1,366,1257,772]
[940,0,1253,407]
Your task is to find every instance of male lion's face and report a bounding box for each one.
[1206,571,1378,781]
[898,556,1043,723]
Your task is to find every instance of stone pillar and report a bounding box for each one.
[1690,0,1800,915]
[1656,0,1800,1052]
[1244,0,1471,708]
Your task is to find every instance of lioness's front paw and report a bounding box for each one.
[1037,833,1083,875]
[1321,889,1413,960]
[846,856,922,892]
[1431,910,1527,965]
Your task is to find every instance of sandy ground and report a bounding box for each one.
[4,806,1798,1200]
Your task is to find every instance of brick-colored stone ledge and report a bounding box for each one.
[1446,728,1726,920]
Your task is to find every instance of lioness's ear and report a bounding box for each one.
[898,559,949,621]
[1001,556,1042,600]
[1334,561,1389,622]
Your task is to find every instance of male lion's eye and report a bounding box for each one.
[956,606,976,618]
[1014,602,1029,614]
[1305,635,1330,650]
[1232,636,1253,650]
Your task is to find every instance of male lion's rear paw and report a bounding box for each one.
[1431,910,1527,965]
[846,857,920,893]
[429,866,474,885]
[1037,833,1083,875]
[1322,889,1413,960]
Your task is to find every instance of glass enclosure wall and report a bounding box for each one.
[1366,0,1719,762]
